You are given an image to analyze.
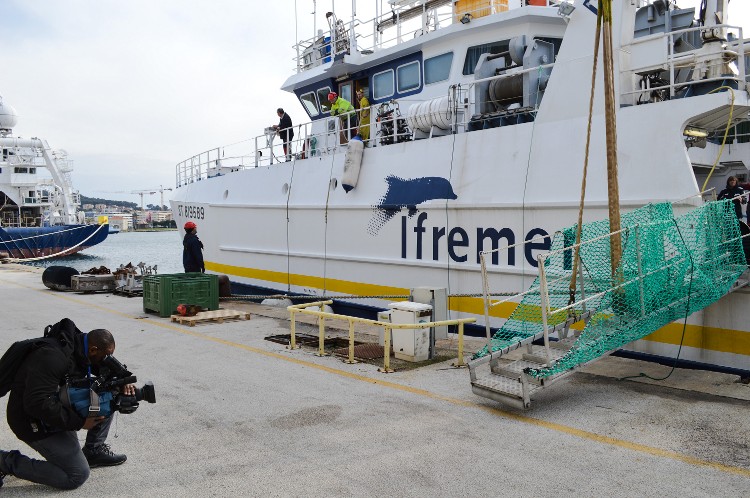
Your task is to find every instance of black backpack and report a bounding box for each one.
[0,318,83,398]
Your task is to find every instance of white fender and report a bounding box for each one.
[342,139,365,192]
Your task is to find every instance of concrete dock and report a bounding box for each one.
[0,265,748,497]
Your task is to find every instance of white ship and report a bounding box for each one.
[172,0,750,380]
[0,95,108,259]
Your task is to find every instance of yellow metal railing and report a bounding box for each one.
[287,301,476,372]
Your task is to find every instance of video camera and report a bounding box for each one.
[62,355,156,418]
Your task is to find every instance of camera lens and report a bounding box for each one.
[134,381,156,404]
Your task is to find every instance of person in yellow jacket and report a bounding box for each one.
[356,88,370,144]
[328,92,357,143]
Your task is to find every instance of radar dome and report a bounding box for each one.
[0,95,19,131]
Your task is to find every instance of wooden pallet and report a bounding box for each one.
[170,309,251,326]
[113,287,143,298]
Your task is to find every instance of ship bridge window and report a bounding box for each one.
[14,167,28,174]
[317,86,332,113]
[373,69,395,100]
[463,40,510,75]
[397,61,420,93]
[424,52,453,84]
[29,168,36,174]
[300,91,320,117]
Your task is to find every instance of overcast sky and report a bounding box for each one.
[1,1,748,204]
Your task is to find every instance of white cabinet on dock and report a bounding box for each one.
[388,302,433,362]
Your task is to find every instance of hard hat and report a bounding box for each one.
[184,221,197,230]
[328,92,337,102]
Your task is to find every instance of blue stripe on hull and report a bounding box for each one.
[0,224,109,259]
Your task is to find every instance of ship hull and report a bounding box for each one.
[0,224,109,259]
[172,119,750,375]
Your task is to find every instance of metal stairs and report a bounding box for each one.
[469,266,750,411]
[469,201,750,409]
[469,311,594,410]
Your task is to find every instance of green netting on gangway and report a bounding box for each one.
[473,200,746,379]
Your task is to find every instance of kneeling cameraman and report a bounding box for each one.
[0,328,132,489]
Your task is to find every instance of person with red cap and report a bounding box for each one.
[182,221,205,273]
[328,91,357,144]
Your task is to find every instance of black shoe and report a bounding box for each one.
[0,450,10,488]
[83,444,127,468]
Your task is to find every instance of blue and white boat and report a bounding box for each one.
[172,1,750,379]
[0,95,108,260]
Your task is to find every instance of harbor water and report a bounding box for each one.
[23,230,183,275]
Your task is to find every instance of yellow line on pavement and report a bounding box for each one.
[11,278,750,479]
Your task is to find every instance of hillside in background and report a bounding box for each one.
[80,195,139,210]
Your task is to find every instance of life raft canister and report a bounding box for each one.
[342,139,364,192]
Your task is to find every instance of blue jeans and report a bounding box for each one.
[1,416,112,489]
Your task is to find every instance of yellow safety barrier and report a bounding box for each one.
[287,301,476,373]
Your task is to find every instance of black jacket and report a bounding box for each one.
[183,232,205,272]
[7,334,88,443]
[278,113,293,141]
[718,184,745,219]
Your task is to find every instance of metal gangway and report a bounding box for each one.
[469,200,749,409]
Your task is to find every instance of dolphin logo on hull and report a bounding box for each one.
[368,175,458,235]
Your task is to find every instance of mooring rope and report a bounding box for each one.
[569,2,603,305]
[1,223,108,263]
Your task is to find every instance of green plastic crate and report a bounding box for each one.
[142,273,219,317]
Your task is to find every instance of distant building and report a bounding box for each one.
[82,203,94,210]
[133,211,149,227]
[107,213,133,232]
[151,210,173,222]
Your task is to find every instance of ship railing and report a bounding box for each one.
[177,68,564,186]
[292,0,552,73]
[0,214,42,228]
[621,23,747,106]
[175,145,256,187]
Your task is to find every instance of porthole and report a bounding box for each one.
[329,178,338,191]
[282,183,290,194]
[223,189,229,200]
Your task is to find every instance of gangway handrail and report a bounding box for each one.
[287,300,476,372]
[478,200,750,374]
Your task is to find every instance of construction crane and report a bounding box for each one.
[155,185,173,209]
[130,189,157,211]
[98,185,173,211]
[131,186,173,210]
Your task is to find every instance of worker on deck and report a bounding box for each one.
[273,108,294,162]
[718,176,746,220]
[356,88,371,145]
[328,92,357,144]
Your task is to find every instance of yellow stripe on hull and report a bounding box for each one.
[641,323,750,356]
[210,262,750,357]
